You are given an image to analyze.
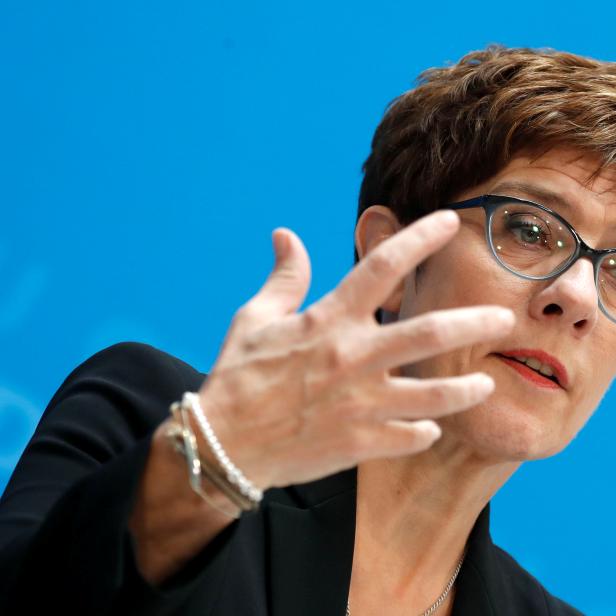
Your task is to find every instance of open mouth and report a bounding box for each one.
[493,353,561,388]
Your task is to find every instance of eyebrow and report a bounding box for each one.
[489,181,573,213]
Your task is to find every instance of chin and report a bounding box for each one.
[442,403,568,462]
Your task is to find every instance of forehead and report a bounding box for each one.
[498,148,616,196]
[457,147,616,197]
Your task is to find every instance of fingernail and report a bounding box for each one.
[417,420,442,441]
[426,423,442,441]
[495,309,515,326]
[477,375,495,395]
[438,210,459,228]
[273,230,289,259]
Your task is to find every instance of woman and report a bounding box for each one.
[0,44,611,615]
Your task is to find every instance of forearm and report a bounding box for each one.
[128,418,241,587]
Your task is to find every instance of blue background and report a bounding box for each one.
[0,2,614,613]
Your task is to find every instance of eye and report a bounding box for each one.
[505,216,552,248]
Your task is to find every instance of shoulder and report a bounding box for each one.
[0,342,211,532]
[54,341,204,394]
[39,341,208,440]
[493,545,584,615]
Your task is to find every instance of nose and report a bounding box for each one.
[528,257,599,336]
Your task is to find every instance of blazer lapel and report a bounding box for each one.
[266,467,357,616]
[452,502,505,616]
[264,467,503,616]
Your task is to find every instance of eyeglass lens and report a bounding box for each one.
[489,201,616,319]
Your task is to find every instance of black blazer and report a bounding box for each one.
[0,342,584,615]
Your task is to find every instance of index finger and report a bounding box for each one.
[334,209,460,318]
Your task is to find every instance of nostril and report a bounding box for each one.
[543,304,562,316]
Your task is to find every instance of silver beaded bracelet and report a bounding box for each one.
[181,391,263,507]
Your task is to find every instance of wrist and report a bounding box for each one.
[156,419,243,518]
[192,391,275,493]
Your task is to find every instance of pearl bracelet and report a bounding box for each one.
[178,391,263,507]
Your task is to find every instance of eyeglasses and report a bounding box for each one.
[438,194,616,324]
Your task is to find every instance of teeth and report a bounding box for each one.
[502,355,556,380]
[537,364,555,378]
[517,356,555,378]
[525,357,542,371]
[525,358,554,377]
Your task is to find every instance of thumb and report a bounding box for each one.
[251,227,312,317]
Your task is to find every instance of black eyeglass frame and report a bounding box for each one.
[438,194,616,324]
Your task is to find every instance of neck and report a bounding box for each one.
[349,430,520,614]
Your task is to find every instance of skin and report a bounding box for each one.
[348,147,616,615]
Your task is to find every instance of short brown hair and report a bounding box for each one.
[355,44,616,322]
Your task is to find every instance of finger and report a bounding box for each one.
[352,419,442,461]
[356,305,515,375]
[369,372,495,421]
[335,209,460,318]
[237,227,312,327]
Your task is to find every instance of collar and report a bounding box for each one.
[263,465,508,616]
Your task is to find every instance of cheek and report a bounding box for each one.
[564,364,613,437]
[414,235,521,312]
[458,250,524,307]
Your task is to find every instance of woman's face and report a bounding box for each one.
[359,147,616,462]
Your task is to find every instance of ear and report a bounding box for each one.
[354,205,405,319]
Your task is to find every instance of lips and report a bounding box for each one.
[492,350,568,390]
[496,349,569,390]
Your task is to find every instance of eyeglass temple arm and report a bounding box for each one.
[438,196,488,211]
